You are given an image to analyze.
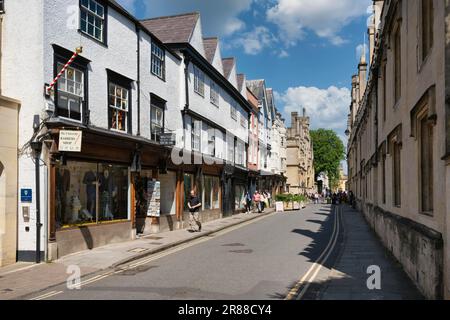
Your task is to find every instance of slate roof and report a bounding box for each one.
[222,58,235,79]
[203,37,218,64]
[140,12,200,44]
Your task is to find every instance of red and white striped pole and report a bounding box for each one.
[46,46,83,94]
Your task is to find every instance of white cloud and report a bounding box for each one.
[277,85,351,172]
[121,0,254,37]
[234,26,277,55]
[278,49,289,58]
[267,0,372,46]
[277,85,350,133]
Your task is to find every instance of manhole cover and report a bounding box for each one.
[229,249,253,254]
[222,243,245,247]
[127,248,148,253]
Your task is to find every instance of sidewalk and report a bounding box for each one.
[0,209,275,300]
[310,205,424,300]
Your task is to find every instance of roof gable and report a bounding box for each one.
[140,12,199,44]
[203,37,218,64]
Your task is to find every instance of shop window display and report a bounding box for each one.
[55,161,129,228]
[134,170,153,218]
[203,175,220,210]
[234,185,246,210]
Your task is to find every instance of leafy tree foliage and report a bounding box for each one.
[310,129,345,187]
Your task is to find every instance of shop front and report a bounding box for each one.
[47,123,168,259]
[134,168,178,234]
[232,166,249,214]
[182,164,222,225]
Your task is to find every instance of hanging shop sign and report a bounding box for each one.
[59,130,83,152]
[160,133,176,146]
[146,179,161,217]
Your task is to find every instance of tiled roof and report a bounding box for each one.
[266,88,274,109]
[246,79,265,101]
[203,37,218,64]
[237,74,245,92]
[140,12,200,44]
[222,58,235,79]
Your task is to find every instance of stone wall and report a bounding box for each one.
[359,202,443,299]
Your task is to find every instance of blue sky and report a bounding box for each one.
[118,0,373,171]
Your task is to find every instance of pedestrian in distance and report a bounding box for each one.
[265,190,272,208]
[260,192,266,212]
[253,190,262,213]
[187,189,202,232]
[244,191,252,214]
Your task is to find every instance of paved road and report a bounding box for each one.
[26,204,337,300]
[24,204,422,300]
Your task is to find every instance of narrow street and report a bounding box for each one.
[23,205,422,300]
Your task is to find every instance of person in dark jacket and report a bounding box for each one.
[188,189,202,232]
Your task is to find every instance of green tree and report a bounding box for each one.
[310,129,345,188]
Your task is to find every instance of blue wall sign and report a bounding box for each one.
[21,189,32,202]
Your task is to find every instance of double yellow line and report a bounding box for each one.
[285,205,342,300]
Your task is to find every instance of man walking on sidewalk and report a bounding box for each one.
[188,189,202,232]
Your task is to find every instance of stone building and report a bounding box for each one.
[346,0,450,299]
[286,109,315,194]
[0,5,20,266]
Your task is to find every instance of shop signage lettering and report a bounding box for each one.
[160,133,176,146]
[59,130,82,152]
[147,180,161,217]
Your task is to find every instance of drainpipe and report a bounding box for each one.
[136,25,141,136]
[30,139,43,263]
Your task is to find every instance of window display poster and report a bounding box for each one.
[147,180,161,217]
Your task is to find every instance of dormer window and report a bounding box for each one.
[80,0,106,43]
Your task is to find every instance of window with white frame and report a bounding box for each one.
[108,83,129,132]
[191,119,201,152]
[240,113,247,128]
[57,63,84,121]
[151,42,165,80]
[228,138,235,163]
[235,140,245,166]
[207,126,215,156]
[210,81,219,106]
[194,66,205,96]
[230,102,237,121]
[151,98,164,142]
[80,0,105,43]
